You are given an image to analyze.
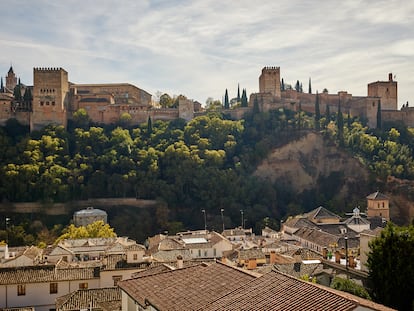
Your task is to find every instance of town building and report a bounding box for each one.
[119,261,394,311]
[73,207,108,227]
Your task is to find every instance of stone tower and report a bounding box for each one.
[31,67,69,131]
[366,191,390,221]
[259,67,281,98]
[6,66,17,91]
[367,73,397,110]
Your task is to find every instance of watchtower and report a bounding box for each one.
[366,191,390,221]
[259,67,281,98]
[31,67,69,131]
[367,73,397,110]
[5,66,17,91]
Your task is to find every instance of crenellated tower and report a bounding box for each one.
[259,66,281,98]
[367,73,397,110]
[31,67,69,131]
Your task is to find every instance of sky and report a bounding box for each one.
[1,0,413,107]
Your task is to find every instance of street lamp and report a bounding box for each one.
[5,217,10,244]
[220,209,225,233]
[240,210,244,229]
[201,209,207,232]
[344,235,348,271]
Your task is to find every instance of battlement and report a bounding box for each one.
[262,66,280,73]
[34,67,65,72]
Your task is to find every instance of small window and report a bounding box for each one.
[198,249,201,257]
[62,256,68,262]
[50,282,58,294]
[79,282,88,290]
[113,275,122,286]
[40,101,44,106]
[133,253,138,261]
[17,284,26,296]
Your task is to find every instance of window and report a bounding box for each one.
[133,253,138,261]
[79,282,88,290]
[17,284,26,296]
[113,275,122,286]
[213,248,217,257]
[50,282,58,294]
[198,250,201,257]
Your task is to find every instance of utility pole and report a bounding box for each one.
[240,210,244,229]
[220,209,225,233]
[201,210,207,232]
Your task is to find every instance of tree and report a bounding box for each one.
[1,77,3,92]
[337,100,344,145]
[324,105,331,128]
[55,220,116,244]
[237,84,241,102]
[315,92,320,130]
[72,108,90,129]
[224,89,229,109]
[281,78,285,91]
[241,89,248,107]
[367,223,414,310]
[330,277,370,299]
[147,116,153,135]
[159,93,173,108]
[295,80,300,92]
[377,100,382,129]
[308,77,312,94]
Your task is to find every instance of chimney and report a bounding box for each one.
[322,247,328,259]
[389,73,393,81]
[269,251,277,264]
[335,251,341,264]
[247,258,257,270]
[177,255,183,269]
[349,255,355,268]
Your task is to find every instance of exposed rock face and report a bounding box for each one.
[254,132,369,196]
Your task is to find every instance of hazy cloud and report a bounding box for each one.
[0,0,413,105]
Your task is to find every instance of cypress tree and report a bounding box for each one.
[308,77,312,94]
[337,100,344,145]
[347,111,352,129]
[224,89,229,109]
[281,78,285,91]
[377,100,382,129]
[324,105,330,128]
[0,77,3,92]
[147,116,153,134]
[300,82,303,93]
[13,84,22,102]
[295,80,300,92]
[315,91,320,130]
[241,89,248,107]
[237,84,240,102]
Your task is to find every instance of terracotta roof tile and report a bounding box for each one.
[0,265,99,285]
[118,262,256,310]
[55,287,120,311]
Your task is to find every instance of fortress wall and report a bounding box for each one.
[382,109,414,127]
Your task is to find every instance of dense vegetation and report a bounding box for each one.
[367,222,414,311]
[1,104,414,245]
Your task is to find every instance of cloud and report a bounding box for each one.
[0,0,413,105]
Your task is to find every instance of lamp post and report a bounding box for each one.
[220,208,225,233]
[240,210,244,229]
[344,235,348,271]
[201,209,207,232]
[5,217,10,244]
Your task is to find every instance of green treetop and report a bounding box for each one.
[55,220,116,244]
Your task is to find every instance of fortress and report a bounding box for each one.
[0,65,413,130]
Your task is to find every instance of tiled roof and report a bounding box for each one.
[118,262,256,310]
[238,248,266,260]
[305,206,342,222]
[0,308,35,311]
[283,217,319,230]
[55,287,121,311]
[274,262,322,278]
[202,270,359,311]
[151,249,192,262]
[366,191,388,200]
[294,227,339,247]
[317,223,359,237]
[0,265,99,285]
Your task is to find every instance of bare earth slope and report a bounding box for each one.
[254,132,369,198]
